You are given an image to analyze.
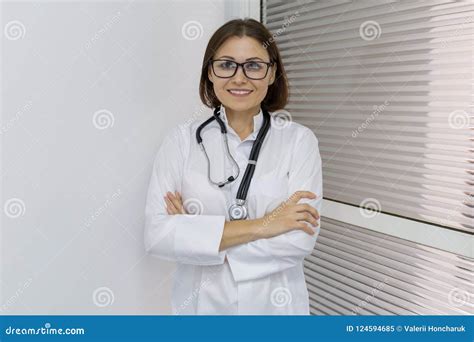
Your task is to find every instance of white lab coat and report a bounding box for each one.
[144,105,323,315]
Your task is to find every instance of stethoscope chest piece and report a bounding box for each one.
[229,200,248,221]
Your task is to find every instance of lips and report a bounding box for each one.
[227,89,253,96]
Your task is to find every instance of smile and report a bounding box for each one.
[227,89,253,96]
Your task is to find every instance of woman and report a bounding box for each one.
[144,18,322,315]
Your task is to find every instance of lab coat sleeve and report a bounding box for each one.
[144,125,227,265]
[226,127,322,282]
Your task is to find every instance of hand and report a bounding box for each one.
[257,191,320,239]
[164,191,185,215]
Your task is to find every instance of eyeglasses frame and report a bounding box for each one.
[209,59,274,80]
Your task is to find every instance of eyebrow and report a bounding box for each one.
[217,56,265,61]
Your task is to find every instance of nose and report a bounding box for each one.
[232,65,248,83]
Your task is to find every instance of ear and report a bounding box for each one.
[208,67,214,84]
[268,64,277,85]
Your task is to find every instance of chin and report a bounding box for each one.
[229,104,253,113]
[224,98,258,111]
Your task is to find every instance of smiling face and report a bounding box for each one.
[208,36,276,114]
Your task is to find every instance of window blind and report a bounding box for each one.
[305,217,473,315]
[263,0,473,233]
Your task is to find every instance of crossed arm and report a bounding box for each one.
[163,190,320,252]
[145,126,322,282]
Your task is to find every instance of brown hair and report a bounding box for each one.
[199,18,289,112]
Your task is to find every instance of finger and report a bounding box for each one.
[164,197,176,214]
[294,203,320,220]
[296,222,315,235]
[287,191,317,205]
[295,212,318,227]
[167,192,184,214]
[174,191,186,214]
[164,195,178,214]
[166,192,182,212]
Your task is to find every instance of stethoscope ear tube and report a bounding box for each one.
[235,109,271,201]
[196,115,215,144]
[196,106,240,187]
[195,105,272,220]
[213,106,227,133]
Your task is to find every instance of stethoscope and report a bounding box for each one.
[196,106,271,220]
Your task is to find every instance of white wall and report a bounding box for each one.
[1,0,257,314]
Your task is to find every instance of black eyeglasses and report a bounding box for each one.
[209,59,274,80]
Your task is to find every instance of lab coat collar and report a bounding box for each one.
[219,104,264,141]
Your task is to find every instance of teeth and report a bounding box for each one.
[229,90,251,95]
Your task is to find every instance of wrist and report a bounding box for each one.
[248,216,266,240]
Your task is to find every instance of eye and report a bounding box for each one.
[219,61,236,69]
[245,62,263,70]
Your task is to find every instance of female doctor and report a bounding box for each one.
[144,18,322,315]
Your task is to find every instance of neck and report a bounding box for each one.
[225,105,260,136]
